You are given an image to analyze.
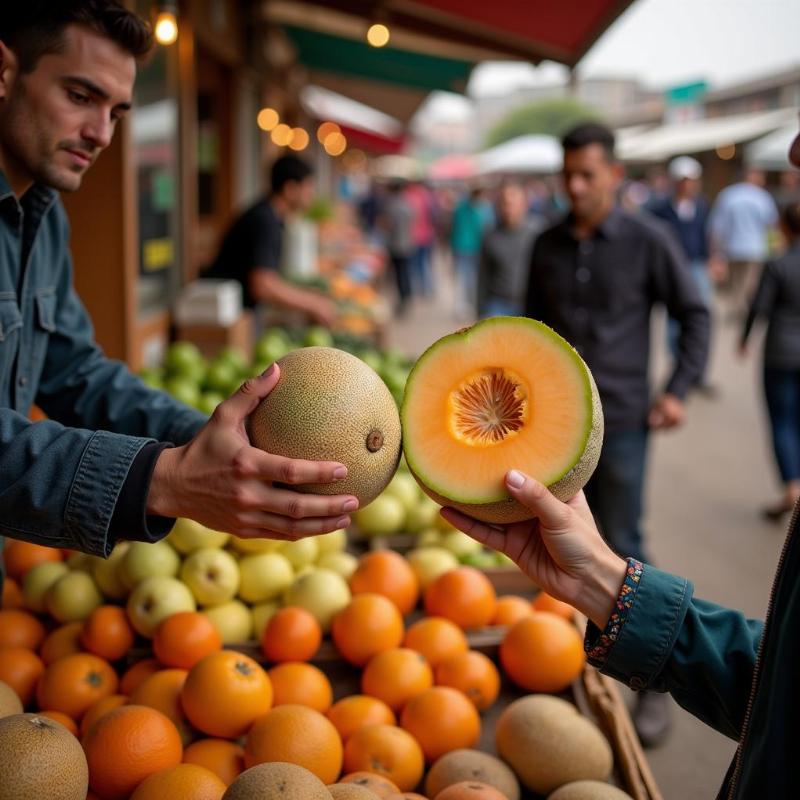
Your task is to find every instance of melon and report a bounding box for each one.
[401,317,602,523]
[248,347,402,507]
[222,762,332,799]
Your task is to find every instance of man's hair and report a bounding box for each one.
[781,201,800,236]
[0,2,152,73]
[270,155,313,194]
[561,122,617,162]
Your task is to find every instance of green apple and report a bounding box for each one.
[46,570,104,622]
[316,551,358,581]
[229,536,283,555]
[358,350,383,372]
[197,391,225,416]
[352,495,406,537]
[251,601,280,640]
[405,496,440,534]
[138,367,164,389]
[180,547,240,607]
[416,528,443,548]
[255,331,290,365]
[435,513,460,533]
[66,551,94,572]
[383,472,420,513]
[119,541,180,589]
[461,550,500,570]
[205,359,241,395]
[168,518,230,554]
[406,547,459,591]
[202,599,252,643]
[126,576,196,637]
[164,376,201,408]
[495,552,518,568]
[22,561,69,613]
[313,529,347,556]
[440,530,483,559]
[166,341,205,377]
[215,346,249,375]
[280,538,319,571]
[91,542,130,600]
[283,568,351,633]
[238,552,294,604]
[303,326,334,348]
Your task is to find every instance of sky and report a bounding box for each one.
[420,0,799,121]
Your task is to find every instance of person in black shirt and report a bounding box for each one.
[525,122,710,747]
[206,155,336,325]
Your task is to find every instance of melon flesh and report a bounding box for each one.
[401,317,603,523]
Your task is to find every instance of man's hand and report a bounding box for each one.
[708,255,728,284]
[648,393,685,430]
[147,364,358,540]
[442,471,627,629]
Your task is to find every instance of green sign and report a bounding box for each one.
[665,81,708,106]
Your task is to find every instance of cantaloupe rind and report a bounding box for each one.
[401,317,603,523]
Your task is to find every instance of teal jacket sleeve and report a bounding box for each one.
[588,564,763,741]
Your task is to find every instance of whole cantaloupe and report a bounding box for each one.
[548,781,634,799]
[222,762,333,799]
[0,680,23,719]
[248,348,402,507]
[495,695,612,795]
[0,713,88,800]
[425,749,520,800]
[327,783,380,799]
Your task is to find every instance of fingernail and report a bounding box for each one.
[334,466,348,480]
[506,470,525,489]
[335,516,350,528]
[342,499,358,512]
[260,363,275,377]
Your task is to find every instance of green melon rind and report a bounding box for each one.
[402,318,603,523]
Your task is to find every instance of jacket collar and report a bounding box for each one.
[0,169,57,226]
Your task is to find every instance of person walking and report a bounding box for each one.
[525,122,710,746]
[451,188,489,320]
[382,181,414,316]
[740,201,800,521]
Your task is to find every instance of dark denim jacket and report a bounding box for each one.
[0,171,206,568]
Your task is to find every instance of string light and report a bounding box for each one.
[324,132,347,157]
[317,121,341,144]
[288,128,310,151]
[271,123,293,147]
[366,23,390,47]
[257,108,280,132]
[716,144,736,160]
[154,9,178,45]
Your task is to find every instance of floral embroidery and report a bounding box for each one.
[586,558,643,666]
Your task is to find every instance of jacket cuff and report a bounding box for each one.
[585,563,693,691]
[108,441,176,545]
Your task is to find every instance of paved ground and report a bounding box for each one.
[384,252,787,799]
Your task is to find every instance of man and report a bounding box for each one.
[649,156,715,391]
[0,3,357,586]
[709,167,779,321]
[382,180,414,315]
[477,181,544,317]
[525,122,710,747]
[206,154,336,326]
[451,188,491,320]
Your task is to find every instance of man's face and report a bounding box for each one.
[498,184,527,227]
[677,176,699,197]
[0,24,135,193]
[562,143,622,223]
[284,176,315,213]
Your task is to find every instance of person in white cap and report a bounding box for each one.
[649,155,716,393]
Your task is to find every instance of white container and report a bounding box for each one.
[174,279,243,326]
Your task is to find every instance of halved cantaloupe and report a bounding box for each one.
[401,317,603,523]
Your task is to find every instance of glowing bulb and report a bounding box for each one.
[288,128,310,151]
[317,121,341,144]
[716,144,736,160]
[154,11,178,46]
[257,108,279,131]
[271,123,292,147]
[367,23,390,47]
[324,132,347,157]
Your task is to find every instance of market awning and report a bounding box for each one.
[477,134,562,175]
[618,108,798,163]
[745,121,800,170]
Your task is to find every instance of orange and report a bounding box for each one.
[332,593,405,666]
[340,771,401,798]
[400,686,481,763]
[424,567,496,630]
[492,595,535,626]
[434,650,500,711]
[343,724,425,792]
[327,694,396,742]
[531,591,575,620]
[182,650,272,738]
[435,781,509,800]
[37,709,79,736]
[266,662,333,712]
[3,540,62,580]
[361,648,434,712]
[183,738,245,786]
[260,606,322,663]
[500,611,585,693]
[2,576,24,609]
[0,646,45,706]
[80,693,130,737]
[130,763,226,800]
[81,605,135,662]
[403,616,468,668]
[39,621,84,664]
[120,658,161,696]
[84,704,183,800]
[0,608,46,650]
[131,668,193,742]
[244,704,343,784]
[153,611,222,670]
[36,652,118,720]
[349,551,419,615]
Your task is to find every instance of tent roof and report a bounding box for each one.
[477,134,562,175]
[745,122,800,170]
